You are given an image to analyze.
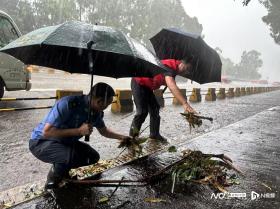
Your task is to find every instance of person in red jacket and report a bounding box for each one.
[129,56,197,142]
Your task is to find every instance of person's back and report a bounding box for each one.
[133,59,180,90]
[31,95,104,142]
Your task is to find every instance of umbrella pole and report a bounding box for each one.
[85,41,95,142]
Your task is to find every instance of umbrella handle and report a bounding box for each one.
[84,40,95,142]
[85,135,90,142]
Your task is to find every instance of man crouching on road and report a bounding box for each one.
[29,82,131,189]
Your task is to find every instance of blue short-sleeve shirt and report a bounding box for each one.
[31,95,105,141]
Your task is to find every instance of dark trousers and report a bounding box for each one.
[29,139,100,176]
[130,79,160,137]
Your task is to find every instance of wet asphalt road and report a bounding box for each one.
[0,73,280,208]
[11,99,280,209]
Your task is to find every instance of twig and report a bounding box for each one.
[68,178,145,184]
[222,159,245,176]
[108,177,124,199]
[171,172,176,193]
[116,147,127,158]
[115,200,131,209]
[139,124,150,135]
[202,154,233,163]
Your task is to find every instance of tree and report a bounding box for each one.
[216,47,263,79]
[85,0,203,46]
[221,58,238,77]
[1,0,203,46]
[235,50,262,79]
[261,0,280,44]
[32,0,79,28]
[75,0,92,21]
[0,0,35,34]
[215,47,238,77]
[240,0,280,45]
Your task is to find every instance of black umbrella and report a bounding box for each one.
[0,21,168,78]
[150,28,222,84]
[0,21,170,141]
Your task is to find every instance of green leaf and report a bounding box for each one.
[137,137,148,144]
[98,196,109,203]
[168,146,177,153]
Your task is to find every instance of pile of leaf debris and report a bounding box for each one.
[69,159,116,179]
[170,149,243,193]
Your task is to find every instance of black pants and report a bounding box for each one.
[29,139,100,176]
[130,79,160,137]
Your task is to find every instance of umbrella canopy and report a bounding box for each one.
[150,28,222,84]
[0,21,169,78]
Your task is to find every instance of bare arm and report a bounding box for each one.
[43,123,92,139]
[97,127,129,141]
[165,76,196,113]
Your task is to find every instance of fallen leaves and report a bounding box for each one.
[171,149,242,193]
[98,196,109,204]
[168,146,177,153]
[69,159,115,179]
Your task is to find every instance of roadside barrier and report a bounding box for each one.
[0,106,52,112]
[246,87,251,95]
[205,88,216,101]
[217,88,226,99]
[56,90,83,100]
[1,86,279,113]
[0,90,83,112]
[189,88,202,102]
[111,89,133,113]
[0,97,57,101]
[172,89,187,105]
[266,87,270,92]
[154,89,165,107]
[47,69,55,74]
[234,88,241,97]
[28,66,39,73]
[240,87,246,96]
[253,87,258,94]
[226,88,234,98]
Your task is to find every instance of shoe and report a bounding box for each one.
[44,166,63,190]
[149,134,169,144]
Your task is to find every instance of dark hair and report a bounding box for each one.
[181,55,197,65]
[89,82,115,101]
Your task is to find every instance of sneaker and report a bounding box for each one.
[44,166,63,190]
[149,134,169,144]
